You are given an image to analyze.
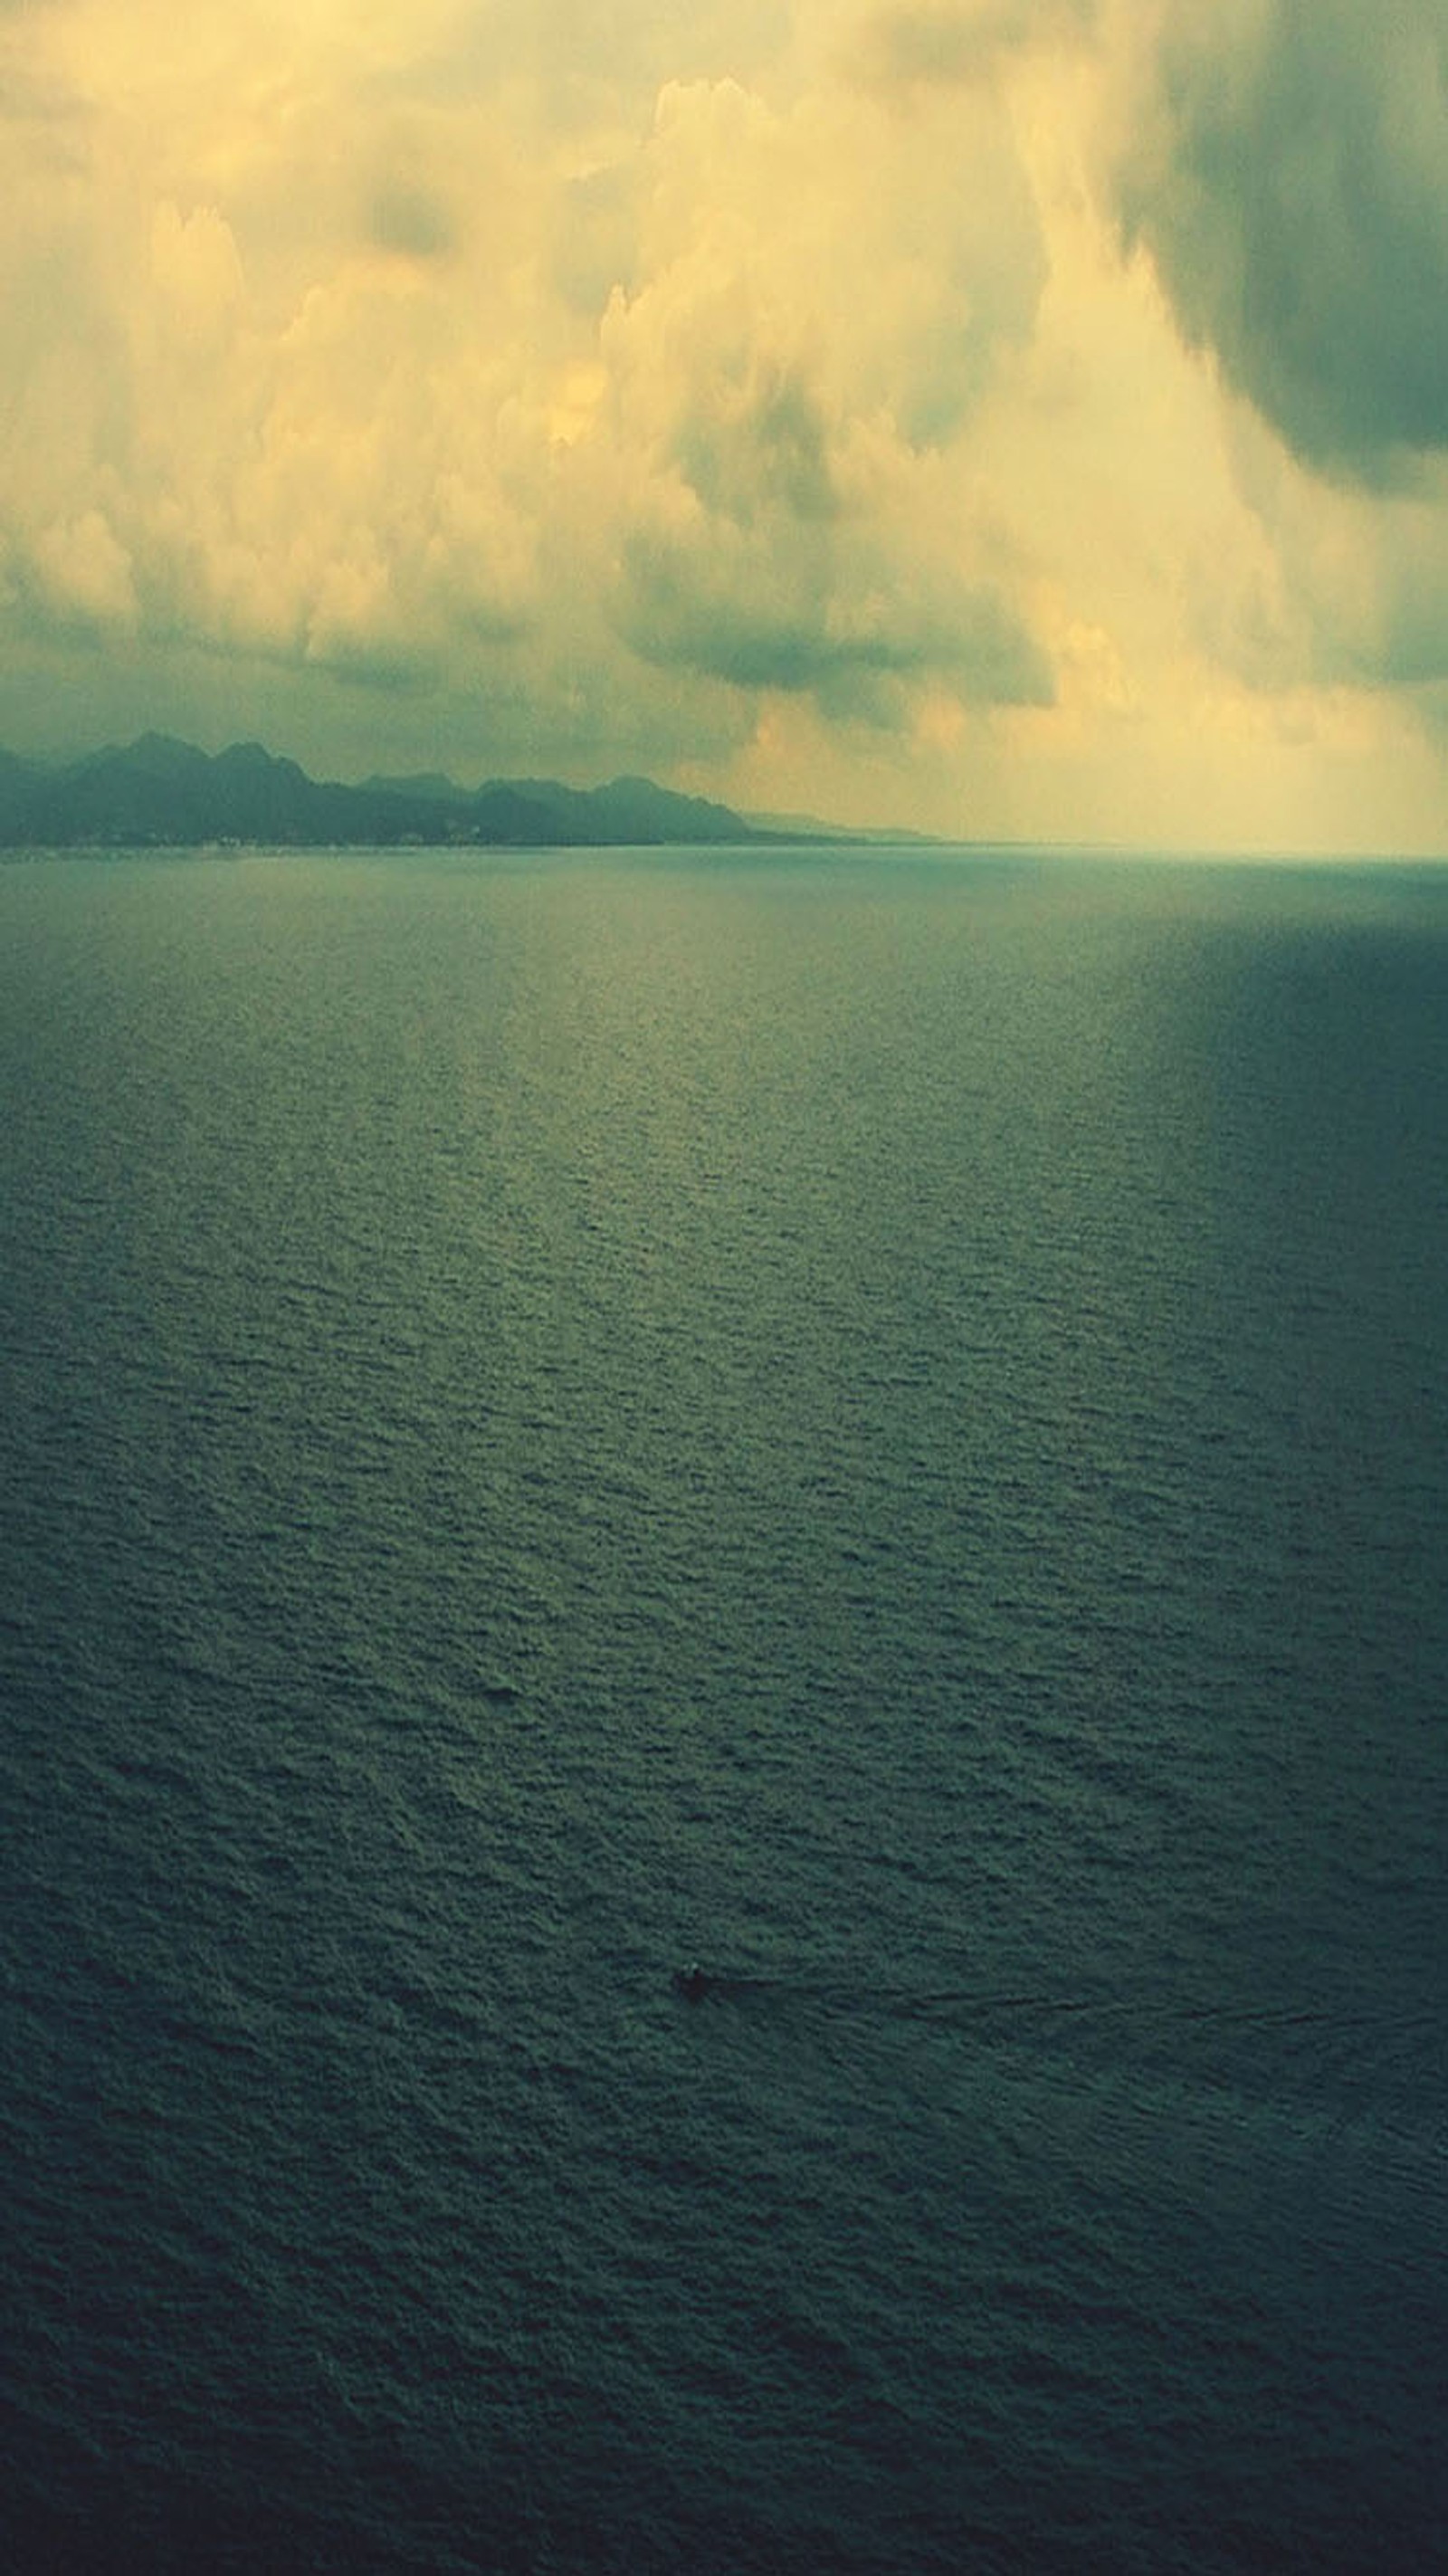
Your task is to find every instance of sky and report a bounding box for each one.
[2,0,1446,851]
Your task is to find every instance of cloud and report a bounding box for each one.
[1092,0,1448,700]
[1113,0,1448,482]
[1193,410,1448,694]
[0,16,1058,767]
[853,0,1097,90]
[584,72,1055,726]
[621,508,1050,713]
[151,198,246,340]
[367,179,456,262]
[611,338,1051,713]
[0,0,1443,846]
[27,505,137,632]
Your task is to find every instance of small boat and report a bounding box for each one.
[673,1963,710,2003]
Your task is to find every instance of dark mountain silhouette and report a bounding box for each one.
[0,732,768,849]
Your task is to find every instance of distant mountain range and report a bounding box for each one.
[0,733,771,850]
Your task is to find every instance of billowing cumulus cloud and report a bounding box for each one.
[0,0,1443,848]
[0,5,1054,744]
[594,72,1052,713]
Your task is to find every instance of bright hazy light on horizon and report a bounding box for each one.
[2,0,1446,852]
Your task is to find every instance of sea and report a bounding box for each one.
[1,843,1444,2574]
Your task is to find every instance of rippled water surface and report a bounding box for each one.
[3,846,1445,2571]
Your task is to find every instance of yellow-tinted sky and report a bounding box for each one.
[3,0,1446,849]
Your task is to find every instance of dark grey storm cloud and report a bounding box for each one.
[621,522,1053,711]
[1115,0,1448,481]
[368,180,457,261]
